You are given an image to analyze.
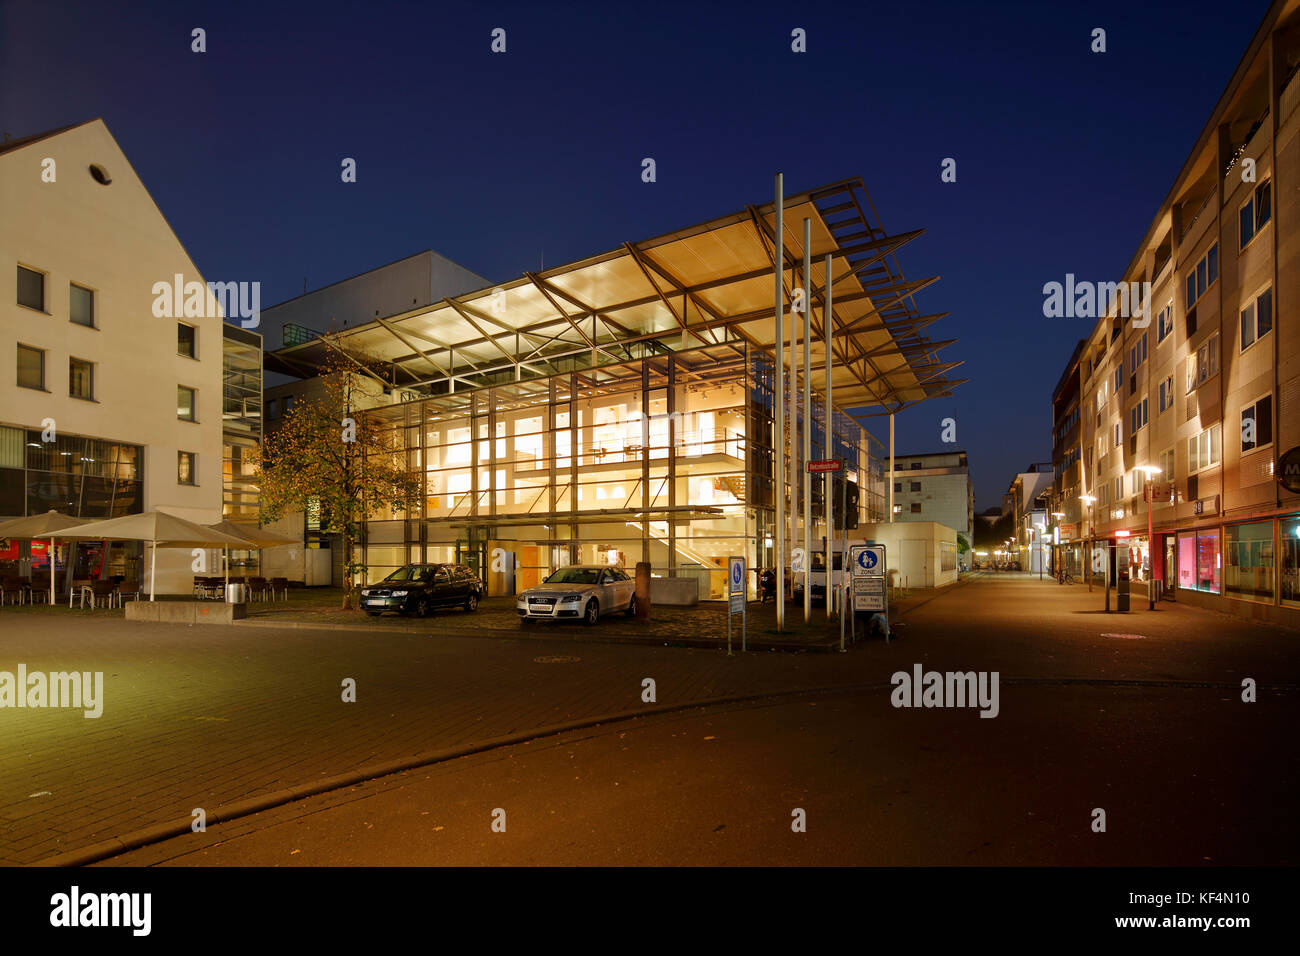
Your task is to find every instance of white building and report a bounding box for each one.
[0,119,226,594]
[889,450,974,551]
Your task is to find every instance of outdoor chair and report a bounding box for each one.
[248,576,270,602]
[80,580,117,609]
[115,580,141,608]
[270,577,289,601]
[0,577,27,606]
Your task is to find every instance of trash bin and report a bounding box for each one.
[226,582,247,605]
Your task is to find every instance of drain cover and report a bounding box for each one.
[533,655,582,663]
[1101,632,1148,640]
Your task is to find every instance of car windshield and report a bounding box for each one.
[544,568,601,585]
[384,566,433,583]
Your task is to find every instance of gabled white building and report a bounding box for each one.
[0,119,226,593]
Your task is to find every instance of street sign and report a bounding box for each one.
[851,544,884,576]
[807,458,842,474]
[727,555,746,654]
[849,543,887,619]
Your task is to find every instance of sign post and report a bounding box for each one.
[728,555,746,654]
[849,543,888,644]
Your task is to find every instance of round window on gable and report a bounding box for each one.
[88,164,112,185]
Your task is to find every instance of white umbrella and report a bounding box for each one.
[205,520,299,594]
[56,510,249,601]
[0,510,104,606]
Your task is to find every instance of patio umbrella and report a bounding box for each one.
[56,510,249,601]
[204,520,299,593]
[0,510,104,606]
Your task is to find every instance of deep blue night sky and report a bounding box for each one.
[0,0,1271,508]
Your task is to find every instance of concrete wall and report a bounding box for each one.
[260,251,490,351]
[0,119,225,595]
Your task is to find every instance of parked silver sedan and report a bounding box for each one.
[516,565,637,625]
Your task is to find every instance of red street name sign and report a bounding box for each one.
[807,459,842,473]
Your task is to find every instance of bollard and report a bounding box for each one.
[635,562,651,620]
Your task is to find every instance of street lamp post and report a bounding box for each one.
[1079,495,1096,593]
[1136,465,1163,611]
[1051,511,1065,579]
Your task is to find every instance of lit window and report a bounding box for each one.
[1239,179,1272,249]
[178,385,197,421]
[178,451,197,485]
[178,322,196,358]
[69,357,94,400]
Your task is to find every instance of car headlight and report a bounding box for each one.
[391,590,409,597]
[562,594,581,602]
[360,590,371,597]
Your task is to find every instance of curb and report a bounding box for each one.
[231,616,850,653]
[30,680,884,867]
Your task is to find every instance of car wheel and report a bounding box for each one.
[465,591,479,612]
[584,598,600,626]
[416,596,433,618]
[625,594,637,617]
[365,611,382,618]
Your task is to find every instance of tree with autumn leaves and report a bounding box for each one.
[254,352,420,609]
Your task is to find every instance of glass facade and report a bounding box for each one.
[222,326,263,520]
[1282,516,1300,607]
[355,341,884,596]
[1224,520,1274,602]
[0,424,143,519]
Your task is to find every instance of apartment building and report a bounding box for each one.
[1050,340,1086,575]
[0,119,227,593]
[1075,0,1300,624]
[888,450,974,550]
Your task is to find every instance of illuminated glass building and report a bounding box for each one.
[264,179,960,597]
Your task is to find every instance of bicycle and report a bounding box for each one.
[1056,569,1075,585]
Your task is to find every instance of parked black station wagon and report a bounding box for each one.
[360,563,483,617]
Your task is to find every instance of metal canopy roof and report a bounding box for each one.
[268,177,963,416]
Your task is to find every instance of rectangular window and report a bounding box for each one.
[1113,422,1121,449]
[17,344,45,390]
[266,397,278,419]
[178,385,197,422]
[1156,304,1174,343]
[1283,516,1300,607]
[910,502,921,513]
[1160,447,1176,482]
[1184,243,1219,308]
[910,481,921,492]
[69,283,95,327]
[178,322,197,358]
[893,482,901,493]
[178,451,197,485]
[69,357,94,400]
[1187,423,1222,473]
[17,266,44,311]
[1241,395,1273,453]
[283,394,294,414]
[1225,520,1274,602]
[1158,375,1173,413]
[1129,334,1147,373]
[1130,398,1148,432]
[1196,529,1221,594]
[1187,332,1220,391]
[1240,287,1272,351]
[1114,365,1122,395]
[1239,179,1272,249]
